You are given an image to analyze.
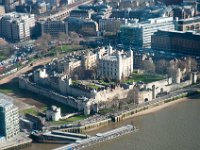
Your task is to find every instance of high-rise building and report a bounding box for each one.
[120,17,175,48]
[151,30,200,55]
[0,93,19,140]
[0,12,35,42]
[41,20,68,36]
[156,0,183,5]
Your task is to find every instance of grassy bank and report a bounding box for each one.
[54,45,84,53]
[50,115,87,125]
[124,73,164,83]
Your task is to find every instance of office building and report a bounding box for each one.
[151,30,200,55]
[156,0,183,5]
[120,17,175,48]
[41,20,68,36]
[67,17,98,36]
[0,12,35,42]
[0,93,19,140]
[69,9,94,19]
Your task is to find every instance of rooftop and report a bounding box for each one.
[1,12,34,22]
[178,16,200,24]
[0,93,13,108]
[103,55,117,61]
[155,30,200,37]
[121,17,174,28]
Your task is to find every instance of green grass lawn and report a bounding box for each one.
[0,55,6,61]
[50,115,87,125]
[0,80,22,94]
[20,108,39,115]
[98,80,115,86]
[124,73,164,84]
[55,45,83,53]
[87,84,100,90]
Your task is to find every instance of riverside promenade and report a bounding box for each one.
[54,125,136,150]
[0,133,32,150]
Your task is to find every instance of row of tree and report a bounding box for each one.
[141,57,198,75]
[34,32,82,52]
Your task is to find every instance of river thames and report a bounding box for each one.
[24,96,200,150]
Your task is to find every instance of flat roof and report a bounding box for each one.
[0,93,13,108]
[154,30,200,40]
[178,16,200,24]
[103,55,117,61]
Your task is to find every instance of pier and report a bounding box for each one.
[31,130,88,144]
[54,125,136,150]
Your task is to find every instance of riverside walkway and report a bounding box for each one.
[54,125,136,150]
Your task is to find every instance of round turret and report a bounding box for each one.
[84,101,91,115]
[108,44,113,55]
[90,89,97,98]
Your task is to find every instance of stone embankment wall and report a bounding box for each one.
[111,92,190,122]
[60,118,112,133]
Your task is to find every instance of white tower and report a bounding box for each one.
[108,44,113,55]
[129,48,134,73]
[117,51,122,81]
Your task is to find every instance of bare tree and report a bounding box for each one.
[35,34,52,52]
[177,60,187,71]
[176,57,197,72]
[156,59,168,75]
[127,87,139,104]
[142,60,155,74]
[57,32,69,44]
[167,66,177,78]
[69,32,81,45]
[191,58,198,71]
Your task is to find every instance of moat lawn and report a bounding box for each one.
[124,73,164,84]
[50,115,87,125]
[20,107,39,115]
[55,45,84,53]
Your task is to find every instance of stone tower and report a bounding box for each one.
[117,51,122,81]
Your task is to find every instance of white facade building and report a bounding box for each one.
[0,12,35,42]
[0,93,19,140]
[120,17,175,47]
[97,46,134,81]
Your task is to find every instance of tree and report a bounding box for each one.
[57,32,69,44]
[142,60,155,74]
[191,58,198,71]
[156,59,168,75]
[177,57,197,72]
[127,87,139,104]
[177,60,187,71]
[167,66,176,78]
[69,32,81,45]
[35,34,52,52]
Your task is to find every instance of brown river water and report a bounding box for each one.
[24,96,200,150]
